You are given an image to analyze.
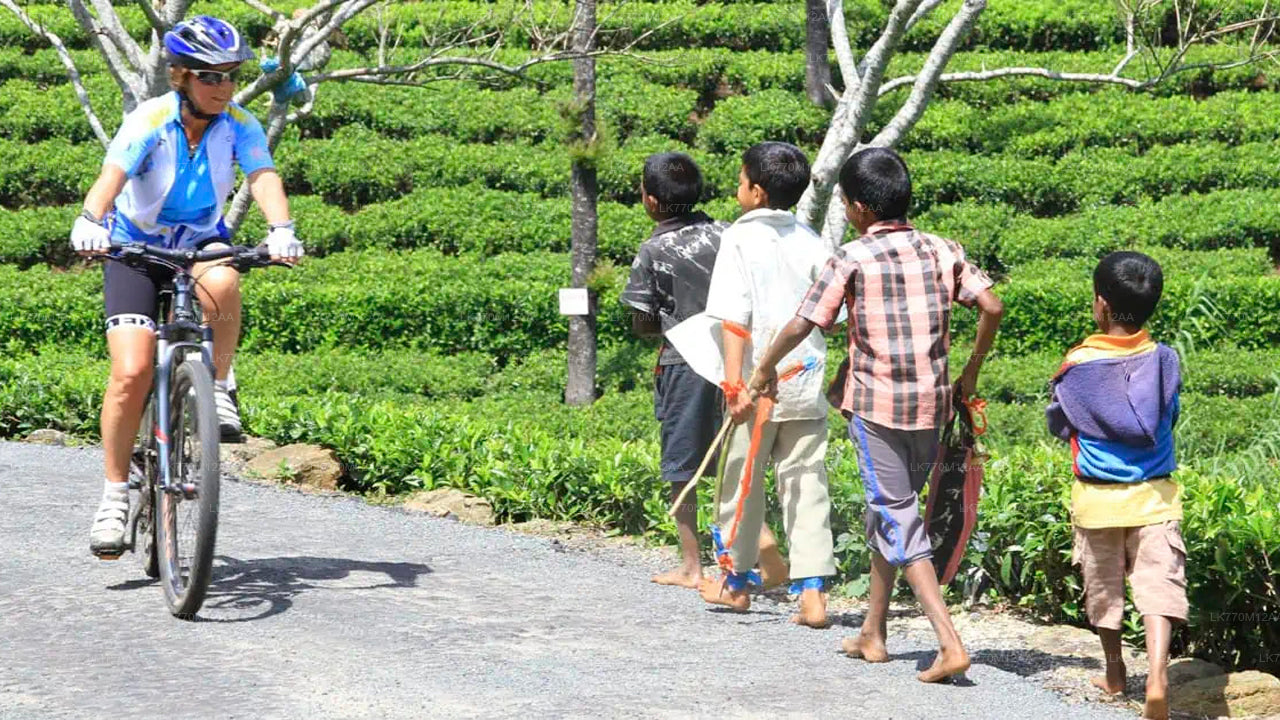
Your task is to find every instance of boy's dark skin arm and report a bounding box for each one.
[749,288,1004,400]
[956,289,1004,400]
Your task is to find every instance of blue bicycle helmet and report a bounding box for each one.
[164,16,255,68]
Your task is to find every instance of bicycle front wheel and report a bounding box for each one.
[156,358,221,619]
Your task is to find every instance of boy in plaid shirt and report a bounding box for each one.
[750,148,1004,682]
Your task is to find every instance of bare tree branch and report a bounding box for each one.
[87,0,146,72]
[826,0,860,96]
[137,0,167,35]
[0,0,111,147]
[873,0,986,148]
[878,63,1143,97]
[307,47,635,85]
[798,0,923,231]
[240,0,286,23]
[904,0,948,34]
[290,0,369,64]
[165,0,197,27]
[67,0,144,106]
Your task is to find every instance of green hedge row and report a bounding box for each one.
[905,90,1280,157]
[275,127,741,208]
[0,196,356,269]
[965,272,1280,357]
[11,128,1280,226]
[0,77,123,144]
[0,72,697,146]
[908,142,1280,217]
[8,43,1275,109]
[293,75,697,143]
[7,183,1279,281]
[0,189,744,269]
[0,137,103,209]
[922,189,1280,273]
[2,245,1277,360]
[960,344,1280,404]
[0,1,1129,54]
[0,249,637,359]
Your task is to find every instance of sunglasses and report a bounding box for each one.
[191,68,240,86]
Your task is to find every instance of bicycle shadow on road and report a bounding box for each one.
[193,555,433,623]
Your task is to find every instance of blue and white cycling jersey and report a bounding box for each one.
[104,91,274,248]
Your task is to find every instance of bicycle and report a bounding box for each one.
[103,242,289,618]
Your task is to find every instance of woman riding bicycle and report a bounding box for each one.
[71,16,304,558]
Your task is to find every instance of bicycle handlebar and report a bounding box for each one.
[104,242,292,272]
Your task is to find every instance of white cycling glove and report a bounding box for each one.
[265,223,304,261]
[70,211,111,254]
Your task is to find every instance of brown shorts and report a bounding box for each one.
[1072,520,1188,630]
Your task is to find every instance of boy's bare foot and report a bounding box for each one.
[841,633,889,663]
[1090,660,1126,695]
[1143,677,1169,720]
[758,546,790,589]
[790,589,829,628]
[700,576,750,612]
[651,568,703,589]
[917,645,971,683]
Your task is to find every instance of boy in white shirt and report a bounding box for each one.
[700,142,836,628]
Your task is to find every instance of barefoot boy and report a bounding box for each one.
[750,148,1003,681]
[700,142,837,627]
[622,152,728,588]
[1047,251,1186,720]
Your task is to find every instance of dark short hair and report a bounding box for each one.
[1093,251,1164,327]
[742,142,810,210]
[838,147,912,221]
[642,152,702,214]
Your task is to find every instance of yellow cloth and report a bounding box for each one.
[1071,478,1183,529]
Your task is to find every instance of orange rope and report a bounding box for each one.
[963,396,988,437]
[717,358,816,572]
[719,379,746,403]
[721,396,773,561]
[723,321,750,339]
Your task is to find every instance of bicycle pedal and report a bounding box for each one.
[94,552,122,561]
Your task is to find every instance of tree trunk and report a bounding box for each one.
[805,0,834,107]
[565,0,598,407]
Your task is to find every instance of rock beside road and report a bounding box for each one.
[1172,669,1280,718]
[244,443,343,491]
[403,488,496,526]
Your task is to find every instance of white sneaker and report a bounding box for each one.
[90,492,129,558]
[215,386,242,443]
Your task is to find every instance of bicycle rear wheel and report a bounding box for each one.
[156,358,221,619]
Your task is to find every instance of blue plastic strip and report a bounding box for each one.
[789,576,826,594]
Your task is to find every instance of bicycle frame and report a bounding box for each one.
[151,268,215,497]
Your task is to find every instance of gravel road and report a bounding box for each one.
[0,442,1136,719]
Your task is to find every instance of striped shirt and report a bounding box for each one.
[796,222,993,430]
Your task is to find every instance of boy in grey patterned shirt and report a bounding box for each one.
[622,153,786,588]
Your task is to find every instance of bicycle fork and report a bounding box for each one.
[153,328,215,500]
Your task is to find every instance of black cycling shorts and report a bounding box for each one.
[103,240,229,333]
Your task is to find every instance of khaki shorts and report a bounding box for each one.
[1072,520,1188,630]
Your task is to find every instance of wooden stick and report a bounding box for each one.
[667,416,734,517]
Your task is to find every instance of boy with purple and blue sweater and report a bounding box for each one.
[1046,251,1185,720]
